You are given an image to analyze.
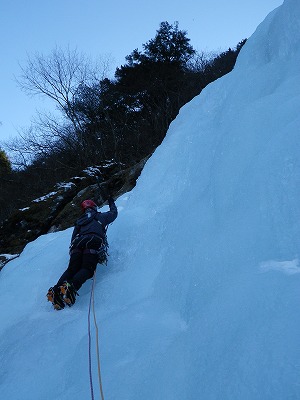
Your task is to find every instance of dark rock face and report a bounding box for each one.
[0,158,148,270]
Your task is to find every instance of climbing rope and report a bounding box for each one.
[92,270,105,400]
[88,270,105,400]
[88,285,95,400]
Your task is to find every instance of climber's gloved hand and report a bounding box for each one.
[99,185,109,202]
[108,195,114,205]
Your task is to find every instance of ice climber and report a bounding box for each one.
[47,196,118,310]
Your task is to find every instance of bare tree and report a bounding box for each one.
[17,46,108,132]
[7,47,113,169]
[187,50,218,72]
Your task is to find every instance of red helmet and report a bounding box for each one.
[81,199,97,211]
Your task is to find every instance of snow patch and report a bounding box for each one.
[56,182,75,190]
[260,258,300,275]
[32,191,57,203]
[0,253,19,261]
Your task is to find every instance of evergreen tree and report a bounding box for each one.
[0,149,11,177]
[112,21,197,154]
[125,21,195,66]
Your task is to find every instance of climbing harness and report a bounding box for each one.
[88,270,105,400]
[70,234,109,265]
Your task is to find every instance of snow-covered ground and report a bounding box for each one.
[1,0,300,399]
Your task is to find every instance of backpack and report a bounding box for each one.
[73,211,109,264]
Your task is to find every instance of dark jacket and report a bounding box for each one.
[71,199,118,243]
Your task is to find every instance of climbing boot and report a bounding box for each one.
[47,287,65,310]
[60,281,77,306]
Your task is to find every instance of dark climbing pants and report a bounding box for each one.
[56,235,102,291]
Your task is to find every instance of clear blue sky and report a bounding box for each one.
[0,0,283,142]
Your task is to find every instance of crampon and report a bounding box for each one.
[59,281,78,306]
[46,287,65,310]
